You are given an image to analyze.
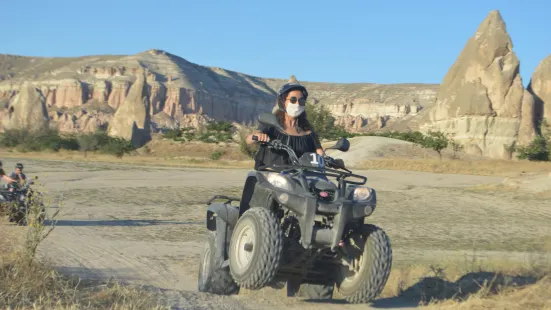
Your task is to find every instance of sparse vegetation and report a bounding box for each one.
[0,128,79,153]
[0,129,135,158]
[449,138,464,159]
[380,254,550,309]
[163,120,235,144]
[513,118,551,162]
[210,150,224,160]
[0,179,165,309]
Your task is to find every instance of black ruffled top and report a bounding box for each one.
[254,124,322,170]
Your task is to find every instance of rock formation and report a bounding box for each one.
[421,10,536,159]
[0,49,438,137]
[107,70,151,147]
[528,53,551,126]
[2,81,49,132]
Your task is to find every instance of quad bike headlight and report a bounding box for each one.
[352,186,373,201]
[264,173,294,191]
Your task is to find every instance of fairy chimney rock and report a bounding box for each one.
[528,53,551,125]
[107,70,152,147]
[421,10,536,159]
[2,81,49,132]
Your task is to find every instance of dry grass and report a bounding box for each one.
[0,149,253,170]
[378,252,551,309]
[356,158,551,177]
[0,181,167,309]
[424,277,551,309]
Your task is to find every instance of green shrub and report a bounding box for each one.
[210,151,225,160]
[0,129,79,152]
[206,120,233,133]
[163,121,235,144]
[99,137,135,158]
[516,135,550,161]
[163,128,182,140]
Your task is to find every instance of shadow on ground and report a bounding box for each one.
[45,219,201,227]
[303,271,539,308]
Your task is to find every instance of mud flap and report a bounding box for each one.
[206,203,239,269]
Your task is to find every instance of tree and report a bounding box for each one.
[421,131,449,160]
[305,102,352,140]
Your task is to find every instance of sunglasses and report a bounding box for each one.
[287,96,307,106]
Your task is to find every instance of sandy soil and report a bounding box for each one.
[1,157,550,309]
[324,136,483,165]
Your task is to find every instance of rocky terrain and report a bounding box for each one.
[2,157,550,309]
[528,53,551,125]
[419,11,550,159]
[0,50,438,144]
[1,10,550,158]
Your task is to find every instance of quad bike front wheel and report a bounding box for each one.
[197,231,239,295]
[335,224,392,303]
[229,207,283,290]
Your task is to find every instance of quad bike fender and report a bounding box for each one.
[206,203,239,231]
[206,204,239,269]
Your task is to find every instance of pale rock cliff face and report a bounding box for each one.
[2,82,49,132]
[0,49,439,136]
[107,70,151,147]
[528,53,551,125]
[285,82,438,132]
[421,10,536,159]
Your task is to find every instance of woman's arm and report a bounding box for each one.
[312,131,324,156]
[1,174,16,184]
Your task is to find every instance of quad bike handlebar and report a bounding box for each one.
[251,135,366,185]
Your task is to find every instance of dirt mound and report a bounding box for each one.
[324,136,434,166]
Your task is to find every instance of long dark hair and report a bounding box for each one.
[274,90,312,132]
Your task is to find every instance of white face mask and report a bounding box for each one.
[286,103,305,118]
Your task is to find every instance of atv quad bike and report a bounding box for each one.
[0,176,45,226]
[198,113,392,303]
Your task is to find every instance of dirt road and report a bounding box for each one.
[2,157,550,309]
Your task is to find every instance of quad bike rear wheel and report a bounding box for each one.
[198,231,240,295]
[335,224,392,303]
[229,207,283,289]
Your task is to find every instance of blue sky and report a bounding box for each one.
[3,0,550,86]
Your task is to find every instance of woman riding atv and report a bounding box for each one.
[247,76,344,170]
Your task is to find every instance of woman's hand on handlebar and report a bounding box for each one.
[249,132,270,144]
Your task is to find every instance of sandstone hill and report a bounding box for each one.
[420,10,540,160]
[528,53,551,126]
[0,50,439,144]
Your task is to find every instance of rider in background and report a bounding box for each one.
[0,160,17,184]
[247,76,324,170]
[9,163,27,185]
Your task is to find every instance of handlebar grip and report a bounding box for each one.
[252,135,259,141]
